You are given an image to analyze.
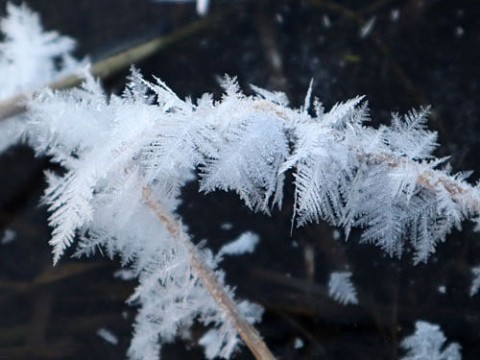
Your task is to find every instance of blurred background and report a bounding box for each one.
[0,0,479,359]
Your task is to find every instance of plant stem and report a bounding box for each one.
[143,187,276,360]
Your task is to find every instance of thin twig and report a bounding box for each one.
[142,187,276,360]
[0,14,218,121]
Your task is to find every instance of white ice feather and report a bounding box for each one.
[328,271,358,305]
[400,321,461,360]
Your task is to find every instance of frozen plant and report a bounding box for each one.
[1,2,480,359]
[25,72,272,360]
[20,69,480,358]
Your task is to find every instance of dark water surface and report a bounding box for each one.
[0,0,479,359]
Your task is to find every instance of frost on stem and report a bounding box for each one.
[0,3,84,152]
[22,70,480,358]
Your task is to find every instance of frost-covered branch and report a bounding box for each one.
[19,69,480,357]
[1,2,478,360]
[19,68,480,357]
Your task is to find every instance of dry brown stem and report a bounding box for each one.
[142,187,276,360]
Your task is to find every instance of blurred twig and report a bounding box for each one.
[0,11,222,121]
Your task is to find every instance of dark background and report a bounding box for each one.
[0,0,479,359]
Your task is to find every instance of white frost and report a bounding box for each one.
[1,228,16,245]
[218,231,260,256]
[359,16,376,39]
[328,271,358,305]
[469,265,480,297]
[97,327,119,345]
[400,321,461,360]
